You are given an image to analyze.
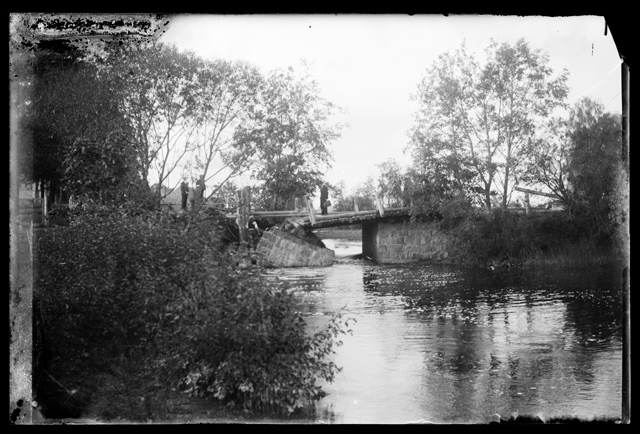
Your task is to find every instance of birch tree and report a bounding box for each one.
[409,39,569,210]
[106,42,202,197]
[188,59,262,199]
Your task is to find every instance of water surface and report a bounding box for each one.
[262,239,623,424]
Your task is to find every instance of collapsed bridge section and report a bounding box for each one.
[256,228,335,267]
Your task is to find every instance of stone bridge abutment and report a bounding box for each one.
[257,217,455,267]
[362,220,455,264]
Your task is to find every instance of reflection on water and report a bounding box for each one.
[262,240,623,424]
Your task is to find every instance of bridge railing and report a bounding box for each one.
[228,187,410,242]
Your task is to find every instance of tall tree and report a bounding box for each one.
[353,176,377,211]
[329,180,350,211]
[565,97,622,239]
[376,159,406,208]
[18,39,135,204]
[482,39,569,208]
[522,116,573,203]
[105,41,203,197]
[409,42,493,209]
[232,65,342,210]
[188,59,263,198]
[409,39,569,210]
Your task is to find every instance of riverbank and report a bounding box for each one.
[40,391,313,424]
[40,387,624,425]
[313,228,620,270]
[521,238,624,269]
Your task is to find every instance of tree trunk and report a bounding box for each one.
[484,181,492,210]
[502,162,510,209]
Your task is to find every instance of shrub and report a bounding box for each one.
[34,207,350,420]
[434,204,608,266]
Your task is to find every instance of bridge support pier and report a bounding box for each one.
[362,221,455,264]
[362,221,379,261]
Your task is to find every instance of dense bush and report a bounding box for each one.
[429,202,601,266]
[34,207,349,420]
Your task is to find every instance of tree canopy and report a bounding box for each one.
[17,39,140,204]
[103,42,204,196]
[232,65,342,210]
[408,39,570,211]
[16,37,343,212]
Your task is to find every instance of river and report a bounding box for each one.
[262,239,623,424]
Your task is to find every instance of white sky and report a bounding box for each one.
[159,14,622,194]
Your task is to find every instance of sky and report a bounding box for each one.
[159,14,622,194]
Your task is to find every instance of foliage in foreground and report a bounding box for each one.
[34,208,350,420]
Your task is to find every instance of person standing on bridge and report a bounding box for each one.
[180,178,189,211]
[320,183,330,215]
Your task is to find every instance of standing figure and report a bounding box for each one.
[320,183,329,215]
[180,178,189,211]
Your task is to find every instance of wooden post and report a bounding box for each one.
[307,196,316,225]
[353,197,359,213]
[243,186,251,216]
[244,186,251,242]
[236,189,249,244]
[294,197,300,212]
[42,190,48,226]
[376,194,384,217]
[524,192,530,215]
[236,189,244,243]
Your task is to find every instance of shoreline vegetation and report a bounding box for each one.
[32,210,351,423]
[314,220,622,270]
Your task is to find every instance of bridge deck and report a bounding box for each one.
[225,205,561,229]
[225,207,411,228]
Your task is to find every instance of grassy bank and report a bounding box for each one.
[433,207,623,269]
[522,238,622,269]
